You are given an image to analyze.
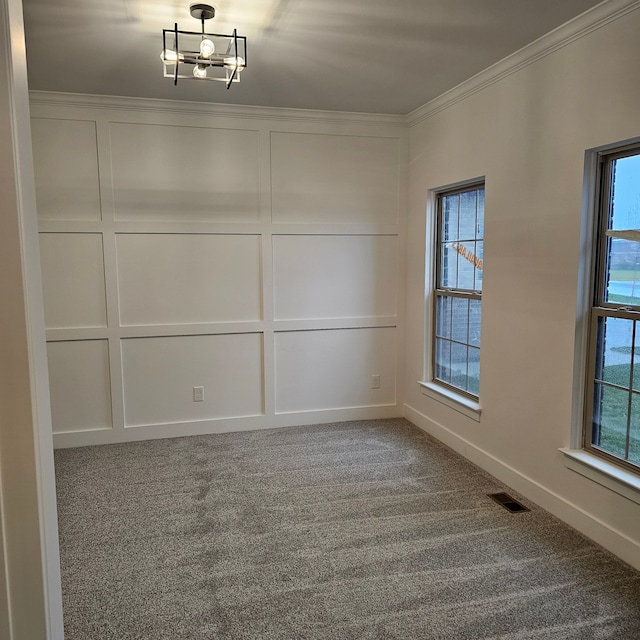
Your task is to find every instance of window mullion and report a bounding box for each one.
[455,195,461,289]
[626,321,636,460]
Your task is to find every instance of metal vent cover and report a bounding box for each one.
[487,492,530,513]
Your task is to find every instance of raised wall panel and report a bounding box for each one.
[31,118,101,221]
[116,234,262,326]
[275,327,396,413]
[110,123,260,222]
[121,333,264,426]
[39,233,107,329]
[271,132,399,224]
[47,340,112,433]
[273,235,397,320]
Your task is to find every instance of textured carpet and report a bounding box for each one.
[55,418,640,639]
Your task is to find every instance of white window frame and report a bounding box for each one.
[563,138,640,504]
[419,178,484,421]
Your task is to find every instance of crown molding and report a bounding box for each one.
[28,90,406,128]
[406,0,640,127]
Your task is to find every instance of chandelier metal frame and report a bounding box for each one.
[161,4,247,89]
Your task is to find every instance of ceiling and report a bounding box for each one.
[22,0,605,115]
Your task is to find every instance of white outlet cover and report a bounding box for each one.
[193,386,205,402]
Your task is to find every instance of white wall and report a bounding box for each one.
[403,4,640,569]
[30,96,407,447]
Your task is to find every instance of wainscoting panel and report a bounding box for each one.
[31,117,101,221]
[39,233,107,329]
[121,333,264,427]
[271,132,400,224]
[47,340,113,433]
[116,233,262,326]
[275,327,397,413]
[31,94,406,446]
[273,234,398,320]
[109,122,260,222]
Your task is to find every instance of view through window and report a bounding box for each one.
[433,184,484,398]
[588,147,640,469]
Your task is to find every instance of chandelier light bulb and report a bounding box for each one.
[224,56,245,70]
[199,38,215,58]
[160,49,183,63]
[193,64,208,79]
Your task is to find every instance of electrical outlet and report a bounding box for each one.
[193,386,204,402]
[371,374,381,389]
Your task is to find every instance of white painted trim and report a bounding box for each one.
[404,403,640,571]
[0,455,11,640]
[406,0,640,127]
[28,90,406,127]
[394,133,410,422]
[53,405,402,448]
[35,221,401,236]
[1,0,64,636]
[560,449,640,506]
[570,148,600,449]
[418,381,481,422]
[273,318,398,332]
[274,402,399,417]
[422,189,436,384]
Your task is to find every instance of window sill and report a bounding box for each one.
[560,448,640,506]
[418,381,481,422]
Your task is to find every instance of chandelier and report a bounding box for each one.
[160,4,247,89]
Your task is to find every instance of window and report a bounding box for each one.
[432,183,484,398]
[586,145,640,471]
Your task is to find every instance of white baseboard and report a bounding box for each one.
[52,405,402,449]
[403,403,640,572]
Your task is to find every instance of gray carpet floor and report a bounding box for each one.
[55,418,640,639]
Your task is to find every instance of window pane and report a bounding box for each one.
[592,383,629,459]
[469,300,481,347]
[440,241,482,292]
[451,297,469,343]
[435,338,451,383]
[456,241,476,290]
[440,242,459,289]
[468,346,480,395]
[451,342,468,391]
[594,316,632,388]
[435,295,452,339]
[458,190,477,241]
[603,154,640,307]
[605,240,640,306]
[442,194,459,243]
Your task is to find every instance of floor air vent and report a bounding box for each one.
[488,492,530,513]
